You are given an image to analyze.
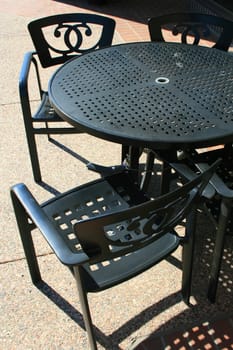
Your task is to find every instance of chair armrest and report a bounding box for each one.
[19,51,35,89]
[171,160,233,199]
[196,162,233,199]
[11,183,89,266]
[19,51,44,111]
[170,162,216,199]
[87,162,127,177]
[19,51,38,95]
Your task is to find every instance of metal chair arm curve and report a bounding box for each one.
[19,51,44,103]
[10,183,89,266]
[19,51,36,94]
[169,162,216,200]
[196,162,233,199]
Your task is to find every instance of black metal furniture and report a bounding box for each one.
[19,13,115,182]
[148,13,233,49]
[146,13,233,302]
[48,41,233,304]
[165,146,233,303]
[10,162,217,350]
[191,149,233,303]
[145,13,233,190]
[48,41,233,152]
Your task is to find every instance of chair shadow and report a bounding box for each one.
[49,138,91,166]
[37,137,163,196]
[37,137,92,195]
[131,211,233,349]
[35,205,233,349]
[37,181,61,196]
[36,279,182,349]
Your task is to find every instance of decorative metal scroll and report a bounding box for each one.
[47,22,100,56]
[104,195,189,247]
[172,23,211,45]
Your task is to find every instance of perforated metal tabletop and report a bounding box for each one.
[49,42,233,150]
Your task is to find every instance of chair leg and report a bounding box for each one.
[160,161,172,194]
[24,126,42,182]
[11,191,42,284]
[121,145,143,183]
[121,145,129,163]
[181,209,197,305]
[140,151,155,192]
[128,146,142,183]
[46,121,53,141]
[207,199,230,303]
[73,266,98,350]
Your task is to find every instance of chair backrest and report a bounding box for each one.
[148,13,233,51]
[74,160,220,264]
[28,13,116,68]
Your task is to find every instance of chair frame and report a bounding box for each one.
[162,150,231,303]
[19,13,115,182]
[147,11,233,299]
[148,12,233,50]
[141,12,233,192]
[11,162,218,349]
[180,150,233,302]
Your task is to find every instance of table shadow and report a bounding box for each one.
[52,0,188,24]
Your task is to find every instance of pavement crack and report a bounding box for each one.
[0,251,54,264]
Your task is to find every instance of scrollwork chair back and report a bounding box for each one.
[148,13,233,51]
[28,13,116,67]
[19,13,115,183]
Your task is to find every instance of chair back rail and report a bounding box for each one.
[28,13,116,68]
[148,13,233,51]
[74,160,220,263]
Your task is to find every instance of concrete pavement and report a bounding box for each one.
[0,1,232,349]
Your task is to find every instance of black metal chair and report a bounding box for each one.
[148,13,233,49]
[19,13,115,183]
[140,12,233,192]
[166,147,233,303]
[146,13,233,302]
[10,162,218,350]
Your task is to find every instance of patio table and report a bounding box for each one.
[48,41,233,153]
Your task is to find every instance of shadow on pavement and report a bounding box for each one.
[53,0,189,23]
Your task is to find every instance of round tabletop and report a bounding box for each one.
[49,42,233,149]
